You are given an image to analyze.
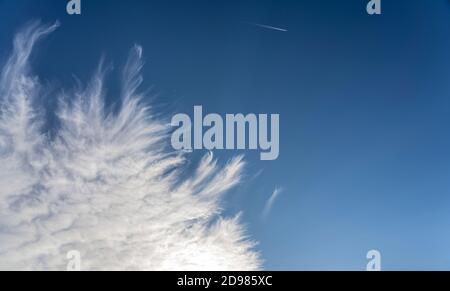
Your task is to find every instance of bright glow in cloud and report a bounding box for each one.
[0,21,261,271]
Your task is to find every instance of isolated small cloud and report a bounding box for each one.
[263,187,283,218]
[0,21,260,270]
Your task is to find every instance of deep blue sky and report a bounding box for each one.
[2,0,450,270]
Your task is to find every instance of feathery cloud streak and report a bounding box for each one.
[263,188,283,218]
[0,21,260,271]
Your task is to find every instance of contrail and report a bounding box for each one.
[247,22,288,32]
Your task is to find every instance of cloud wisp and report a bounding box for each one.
[246,22,288,32]
[263,188,283,218]
[0,21,261,271]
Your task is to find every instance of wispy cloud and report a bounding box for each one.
[246,22,288,32]
[263,187,283,218]
[0,21,260,271]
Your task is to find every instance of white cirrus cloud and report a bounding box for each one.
[0,21,261,271]
[263,187,283,218]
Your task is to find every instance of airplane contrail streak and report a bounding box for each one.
[247,22,288,32]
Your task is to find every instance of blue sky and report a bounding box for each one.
[1,0,450,270]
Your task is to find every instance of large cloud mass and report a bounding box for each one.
[0,21,260,271]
